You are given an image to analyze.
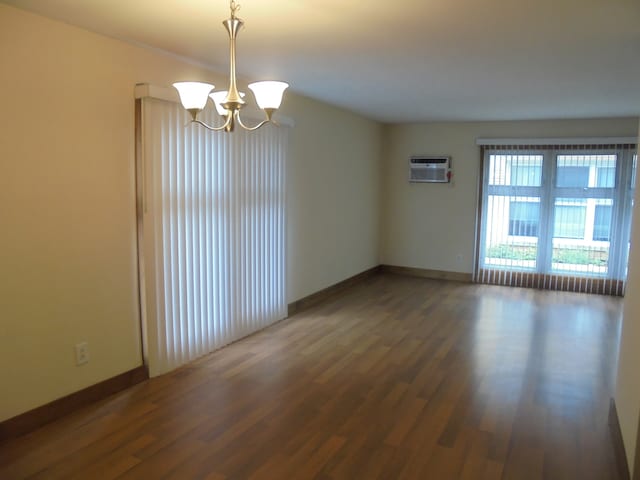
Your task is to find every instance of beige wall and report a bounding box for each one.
[381,118,639,273]
[282,97,381,302]
[616,122,640,477]
[0,4,381,421]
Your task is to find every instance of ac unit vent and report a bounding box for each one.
[409,156,451,183]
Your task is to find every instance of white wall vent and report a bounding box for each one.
[409,156,451,183]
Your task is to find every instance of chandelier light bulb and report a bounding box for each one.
[248,81,289,111]
[172,82,215,111]
[209,90,246,116]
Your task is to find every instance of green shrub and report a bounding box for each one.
[486,244,608,266]
[553,248,608,266]
[486,244,537,260]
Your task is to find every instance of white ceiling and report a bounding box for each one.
[3,0,640,123]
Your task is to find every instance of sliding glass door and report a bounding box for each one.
[476,143,637,294]
[138,97,288,376]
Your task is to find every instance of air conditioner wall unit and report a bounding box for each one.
[409,156,451,183]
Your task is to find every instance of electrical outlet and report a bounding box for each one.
[75,342,89,366]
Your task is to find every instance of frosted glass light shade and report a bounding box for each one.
[173,82,215,110]
[248,81,289,110]
[209,91,245,116]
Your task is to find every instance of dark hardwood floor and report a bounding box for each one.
[0,273,624,479]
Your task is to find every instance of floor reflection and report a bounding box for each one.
[472,285,621,418]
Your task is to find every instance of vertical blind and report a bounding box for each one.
[140,97,287,376]
[475,142,637,295]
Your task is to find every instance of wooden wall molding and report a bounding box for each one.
[609,398,632,480]
[288,266,381,316]
[288,264,477,317]
[0,366,148,443]
[288,264,472,318]
[380,264,472,283]
[1,263,464,442]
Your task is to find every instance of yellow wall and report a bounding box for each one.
[282,96,381,302]
[0,4,381,421]
[381,118,639,272]
[616,122,640,477]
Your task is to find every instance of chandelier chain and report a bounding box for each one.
[230,0,241,18]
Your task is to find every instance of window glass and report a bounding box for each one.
[596,167,615,188]
[553,200,586,239]
[556,166,589,188]
[593,204,612,241]
[489,154,543,186]
[556,155,616,188]
[509,200,539,237]
[510,164,542,187]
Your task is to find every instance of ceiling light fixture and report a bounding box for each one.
[173,0,288,132]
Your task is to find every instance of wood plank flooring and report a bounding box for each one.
[0,273,624,479]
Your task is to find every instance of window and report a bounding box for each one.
[510,164,542,186]
[596,167,616,188]
[478,144,636,294]
[509,201,539,236]
[593,204,612,241]
[556,165,589,188]
[489,155,543,186]
[553,200,586,239]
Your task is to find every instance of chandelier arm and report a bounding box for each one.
[191,114,233,132]
[236,112,270,131]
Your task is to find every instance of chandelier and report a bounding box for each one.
[173,0,288,132]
